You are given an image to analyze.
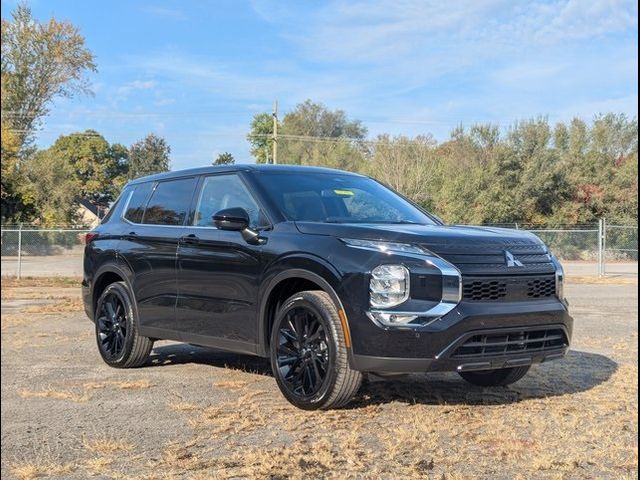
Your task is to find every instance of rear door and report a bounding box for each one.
[176,173,269,349]
[119,177,198,332]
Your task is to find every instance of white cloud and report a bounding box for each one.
[254,0,637,67]
[116,80,157,96]
[128,50,367,106]
[140,5,188,21]
[536,0,638,42]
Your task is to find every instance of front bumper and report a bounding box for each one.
[347,298,573,374]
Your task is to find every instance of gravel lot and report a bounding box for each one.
[1,278,637,479]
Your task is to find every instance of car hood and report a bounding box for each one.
[294,222,554,275]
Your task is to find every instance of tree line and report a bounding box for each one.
[248,101,638,226]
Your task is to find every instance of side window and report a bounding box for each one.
[124,182,153,223]
[101,186,133,224]
[143,177,197,226]
[194,174,268,228]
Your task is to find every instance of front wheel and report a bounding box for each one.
[459,365,531,387]
[270,291,362,410]
[95,282,153,368]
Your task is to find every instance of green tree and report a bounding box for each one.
[0,120,35,222]
[247,112,275,164]
[1,2,96,223]
[38,130,128,209]
[279,100,367,169]
[128,133,171,180]
[213,152,235,165]
[1,3,96,146]
[22,148,80,226]
[247,100,367,169]
[364,134,439,209]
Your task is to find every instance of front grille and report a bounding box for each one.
[425,242,555,275]
[527,277,556,298]
[462,275,557,302]
[463,280,507,301]
[452,328,568,358]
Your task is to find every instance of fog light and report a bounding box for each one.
[370,264,410,309]
[367,311,418,326]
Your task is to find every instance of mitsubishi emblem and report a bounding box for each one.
[504,250,524,267]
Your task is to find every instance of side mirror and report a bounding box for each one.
[213,207,249,231]
[213,207,267,245]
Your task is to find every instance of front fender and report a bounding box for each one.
[256,253,347,357]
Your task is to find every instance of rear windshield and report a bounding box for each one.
[254,173,437,225]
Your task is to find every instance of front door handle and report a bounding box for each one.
[179,234,199,245]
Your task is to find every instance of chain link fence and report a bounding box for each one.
[604,223,639,275]
[1,226,89,278]
[1,222,637,278]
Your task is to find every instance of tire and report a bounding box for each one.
[95,281,153,368]
[459,365,531,387]
[269,291,362,410]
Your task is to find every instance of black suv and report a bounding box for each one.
[83,165,572,409]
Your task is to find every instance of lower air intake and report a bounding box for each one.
[451,328,568,359]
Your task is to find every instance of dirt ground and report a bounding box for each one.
[1,277,637,479]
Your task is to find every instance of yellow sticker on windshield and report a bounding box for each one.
[334,189,354,196]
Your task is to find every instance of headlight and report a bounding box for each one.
[369,264,410,308]
[341,238,432,256]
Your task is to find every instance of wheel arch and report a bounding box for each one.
[257,258,349,357]
[91,260,137,323]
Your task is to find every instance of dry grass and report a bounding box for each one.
[22,297,84,313]
[0,314,32,330]
[83,456,114,475]
[18,388,91,403]
[212,379,254,390]
[159,359,638,479]
[82,437,134,455]
[168,401,200,412]
[81,379,154,390]
[11,461,74,480]
[1,276,81,289]
[567,275,638,285]
[1,289,80,300]
[113,379,154,390]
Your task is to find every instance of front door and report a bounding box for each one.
[176,173,269,350]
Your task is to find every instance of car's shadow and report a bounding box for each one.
[148,344,617,406]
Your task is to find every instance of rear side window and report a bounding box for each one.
[143,177,198,226]
[101,186,133,224]
[124,182,153,223]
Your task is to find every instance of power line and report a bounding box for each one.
[0,109,515,127]
[5,127,446,146]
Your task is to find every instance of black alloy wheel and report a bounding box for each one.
[270,291,362,410]
[94,281,154,368]
[97,291,128,359]
[276,306,330,398]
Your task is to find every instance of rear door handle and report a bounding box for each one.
[179,234,199,245]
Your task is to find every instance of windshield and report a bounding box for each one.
[254,172,438,225]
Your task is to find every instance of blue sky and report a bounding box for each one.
[2,0,638,169]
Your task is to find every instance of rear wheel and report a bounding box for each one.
[459,366,530,387]
[95,282,153,368]
[270,291,362,410]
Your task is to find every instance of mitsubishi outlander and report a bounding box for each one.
[83,165,572,409]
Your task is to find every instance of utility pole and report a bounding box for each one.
[272,100,278,164]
